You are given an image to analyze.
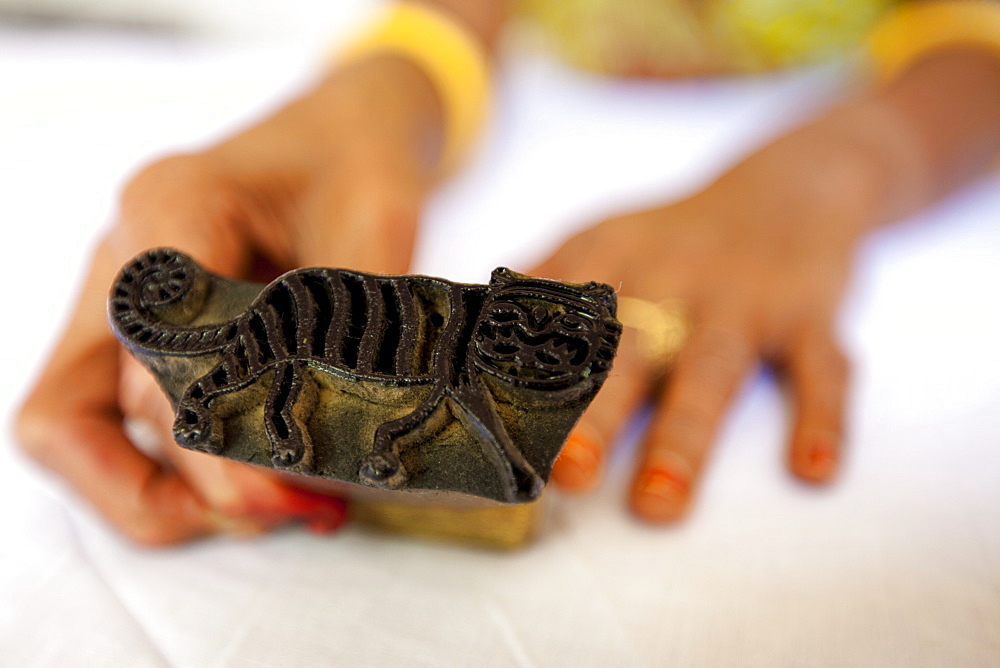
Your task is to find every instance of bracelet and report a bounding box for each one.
[339,3,491,174]
[868,0,1000,81]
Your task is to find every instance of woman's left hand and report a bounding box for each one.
[531,124,886,522]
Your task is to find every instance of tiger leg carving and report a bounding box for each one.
[264,360,316,471]
[358,425,409,490]
[173,358,245,453]
[358,391,447,490]
[173,399,218,453]
[450,380,543,503]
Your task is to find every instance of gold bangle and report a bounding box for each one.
[868,0,1000,81]
[338,3,491,174]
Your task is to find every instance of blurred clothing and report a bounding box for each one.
[518,0,898,76]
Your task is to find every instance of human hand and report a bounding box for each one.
[15,55,443,545]
[533,124,888,522]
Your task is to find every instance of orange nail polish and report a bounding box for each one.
[632,466,689,522]
[803,440,837,480]
[248,489,347,519]
[307,512,348,535]
[808,445,835,467]
[551,431,602,490]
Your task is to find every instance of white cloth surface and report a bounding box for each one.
[1,23,999,668]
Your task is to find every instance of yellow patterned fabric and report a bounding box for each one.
[518,0,898,76]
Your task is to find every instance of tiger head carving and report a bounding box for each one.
[473,267,620,393]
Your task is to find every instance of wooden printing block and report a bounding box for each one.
[108,248,621,546]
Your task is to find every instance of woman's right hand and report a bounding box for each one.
[14,55,443,545]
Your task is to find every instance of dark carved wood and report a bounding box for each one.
[109,248,620,503]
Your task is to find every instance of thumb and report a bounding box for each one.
[115,153,252,278]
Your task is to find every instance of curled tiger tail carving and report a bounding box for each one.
[108,247,235,356]
[110,248,246,457]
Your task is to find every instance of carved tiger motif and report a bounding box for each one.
[109,248,620,502]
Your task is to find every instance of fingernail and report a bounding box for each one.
[241,489,348,531]
[287,492,349,534]
[803,441,837,479]
[308,498,349,534]
[250,488,345,518]
[632,466,689,522]
[552,431,602,490]
[283,490,348,517]
[307,512,348,535]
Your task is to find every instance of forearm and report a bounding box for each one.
[878,49,1000,205]
[818,49,1000,228]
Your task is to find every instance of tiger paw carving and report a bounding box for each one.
[358,452,408,490]
[172,408,219,453]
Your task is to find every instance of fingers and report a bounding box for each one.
[551,342,650,491]
[161,432,349,536]
[295,162,424,275]
[782,327,850,483]
[114,156,371,534]
[16,341,218,546]
[17,163,305,546]
[116,154,251,276]
[165,447,349,536]
[16,240,218,545]
[630,321,756,523]
[120,354,347,536]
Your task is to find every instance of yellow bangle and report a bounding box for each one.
[868,0,1000,81]
[339,3,491,174]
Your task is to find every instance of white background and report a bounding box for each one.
[1,3,999,665]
